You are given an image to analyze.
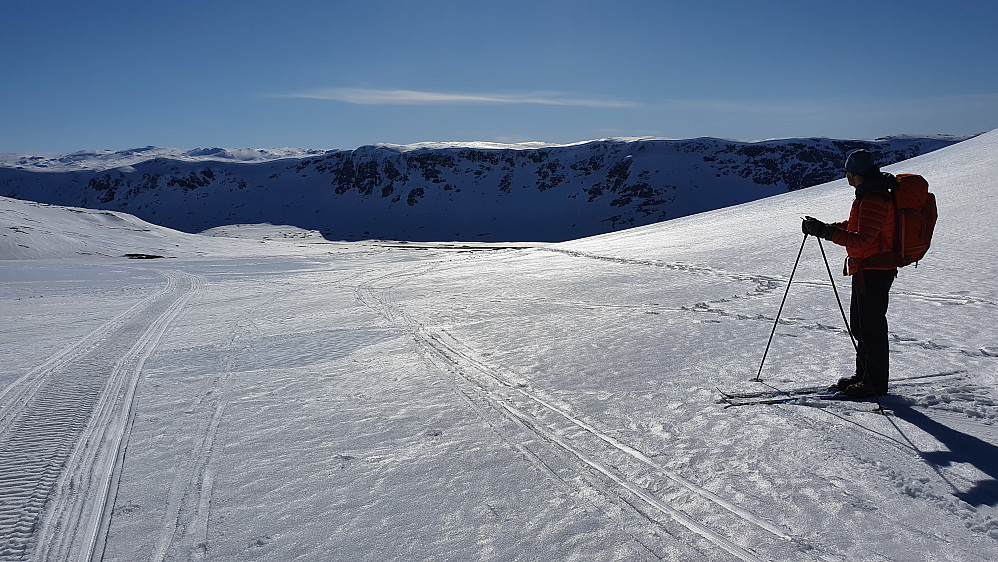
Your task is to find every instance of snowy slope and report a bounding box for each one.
[0,136,966,242]
[0,131,996,561]
[558,129,998,300]
[0,196,350,260]
[0,196,208,260]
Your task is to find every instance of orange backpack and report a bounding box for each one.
[892,174,937,267]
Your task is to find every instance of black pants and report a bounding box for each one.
[851,269,896,393]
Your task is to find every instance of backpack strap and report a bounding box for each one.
[891,183,904,265]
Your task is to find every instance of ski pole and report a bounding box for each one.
[815,237,856,351]
[754,233,808,382]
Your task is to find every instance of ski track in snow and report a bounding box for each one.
[542,246,998,309]
[0,270,202,562]
[147,314,250,562]
[544,247,998,360]
[355,260,820,562]
[760,390,998,545]
[3,130,998,560]
[350,244,998,560]
[0,246,994,560]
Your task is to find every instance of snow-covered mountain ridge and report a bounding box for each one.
[0,136,969,242]
[2,131,998,559]
[0,146,328,172]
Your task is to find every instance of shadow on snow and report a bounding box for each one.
[891,402,998,507]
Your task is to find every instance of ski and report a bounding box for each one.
[716,385,830,400]
[720,393,840,408]
[721,392,887,409]
[722,395,799,407]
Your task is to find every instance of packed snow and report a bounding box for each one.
[1,130,997,561]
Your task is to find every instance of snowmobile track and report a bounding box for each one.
[0,273,178,435]
[0,270,202,562]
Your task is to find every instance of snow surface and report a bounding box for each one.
[1,130,998,560]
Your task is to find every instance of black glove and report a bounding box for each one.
[802,217,837,240]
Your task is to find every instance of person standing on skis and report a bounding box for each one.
[802,149,897,398]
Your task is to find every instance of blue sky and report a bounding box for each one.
[2,0,996,152]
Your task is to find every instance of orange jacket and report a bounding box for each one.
[831,188,896,275]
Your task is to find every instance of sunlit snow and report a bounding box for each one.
[1,130,997,560]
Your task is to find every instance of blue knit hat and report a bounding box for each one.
[844,149,876,176]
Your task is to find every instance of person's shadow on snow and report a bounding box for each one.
[889,401,998,507]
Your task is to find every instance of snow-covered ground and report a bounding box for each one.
[1,130,997,561]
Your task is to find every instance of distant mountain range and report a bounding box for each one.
[0,136,970,242]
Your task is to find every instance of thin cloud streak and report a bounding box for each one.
[284,89,998,114]
[282,87,638,108]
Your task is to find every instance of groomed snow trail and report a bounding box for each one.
[0,270,201,562]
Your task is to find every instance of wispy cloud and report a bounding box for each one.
[280,87,637,108]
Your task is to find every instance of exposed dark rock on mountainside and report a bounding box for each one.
[0,136,966,241]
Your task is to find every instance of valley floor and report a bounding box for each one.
[2,242,998,561]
